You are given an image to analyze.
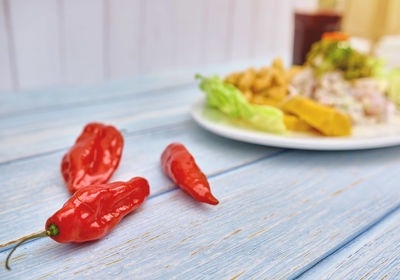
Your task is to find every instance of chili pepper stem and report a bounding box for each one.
[5,231,49,270]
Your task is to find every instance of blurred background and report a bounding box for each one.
[0,0,399,91]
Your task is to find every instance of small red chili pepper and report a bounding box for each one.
[5,177,149,270]
[161,143,219,205]
[61,122,124,194]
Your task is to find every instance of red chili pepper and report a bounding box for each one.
[5,177,149,270]
[62,122,124,194]
[161,143,219,205]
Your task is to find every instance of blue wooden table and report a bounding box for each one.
[1,61,400,280]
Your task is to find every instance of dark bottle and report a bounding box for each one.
[292,10,342,65]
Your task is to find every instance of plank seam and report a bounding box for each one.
[0,119,192,166]
[292,202,400,279]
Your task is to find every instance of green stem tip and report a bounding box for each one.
[6,229,49,270]
[5,223,59,271]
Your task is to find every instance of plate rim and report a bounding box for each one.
[190,97,400,151]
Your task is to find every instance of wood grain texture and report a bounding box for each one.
[2,147,400,278]
[0,83,196,163]
[0,120,282,247]
[298,199,400,280]
[4,58,398,278]
[8,0,62,89]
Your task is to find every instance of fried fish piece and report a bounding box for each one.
[282,95,352,136]
[283,113,315,133]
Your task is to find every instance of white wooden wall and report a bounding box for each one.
[0,0,294,91]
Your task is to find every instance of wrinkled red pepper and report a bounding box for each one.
[161,143,219,205]
[61,122,124,194]
[6,177,150,270]
[46,177,149,243]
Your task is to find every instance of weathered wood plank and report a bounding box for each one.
[0,122,282,246]
[1,147,400,279]
[0,84,196,163]
[298,203,400,280]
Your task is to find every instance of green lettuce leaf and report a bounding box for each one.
[196,74,286,134]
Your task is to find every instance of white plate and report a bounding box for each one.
[191,97,400,150]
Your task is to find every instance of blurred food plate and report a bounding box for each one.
[191,97,400,151]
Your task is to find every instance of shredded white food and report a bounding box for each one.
[290,67,396,124]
